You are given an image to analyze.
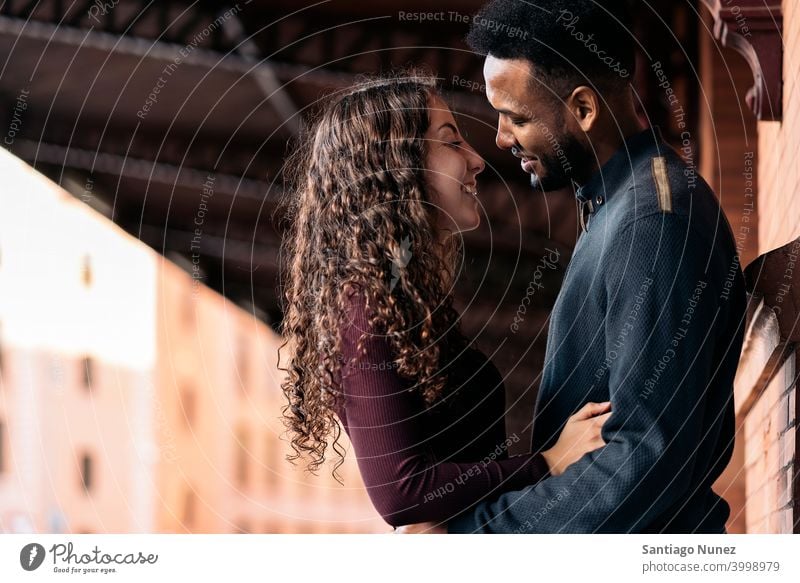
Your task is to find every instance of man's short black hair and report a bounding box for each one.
[467,0,635,97]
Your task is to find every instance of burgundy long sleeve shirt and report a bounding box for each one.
[334,293,550,527]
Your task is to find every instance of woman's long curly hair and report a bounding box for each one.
[279,72,469,477]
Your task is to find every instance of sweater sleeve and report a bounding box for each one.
[338,293,550,527]
[448,213,734,533]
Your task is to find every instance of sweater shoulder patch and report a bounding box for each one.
[651,156,673,213]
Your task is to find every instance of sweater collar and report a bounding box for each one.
[575,127,666,208]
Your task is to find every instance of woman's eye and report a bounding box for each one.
[449,141,464,148]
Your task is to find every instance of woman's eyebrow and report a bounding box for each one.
[438,122,459,135]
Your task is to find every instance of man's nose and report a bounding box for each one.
[495,118,515,150]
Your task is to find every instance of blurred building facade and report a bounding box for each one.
[0,147,385,534]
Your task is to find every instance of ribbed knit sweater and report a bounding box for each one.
[449,129,747,534]
[334,293,550,527]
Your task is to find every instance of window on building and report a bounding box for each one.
[81,357,93,391]
[79,453,94,493]
[81,254,93,287]
[180,386,197,429]
[235,426,249,489]
[265,434,279,489]
[181,294,195,329]
[181,489,196,530]
[236,335,249,394]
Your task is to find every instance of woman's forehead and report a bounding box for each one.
[426,95,456,127]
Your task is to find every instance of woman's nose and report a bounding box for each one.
[466,144,486,175]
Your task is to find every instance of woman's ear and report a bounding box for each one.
[565,86,600,133]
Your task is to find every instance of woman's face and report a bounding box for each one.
[424,95,486,239]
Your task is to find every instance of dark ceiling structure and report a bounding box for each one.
[0,0,700,442]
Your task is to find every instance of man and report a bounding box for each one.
[404,0,747,533]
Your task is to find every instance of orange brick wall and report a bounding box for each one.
[699,0,799,533]
[749,0,800,533]
[741,354,796,532]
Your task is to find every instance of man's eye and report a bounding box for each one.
[511,119,528,127]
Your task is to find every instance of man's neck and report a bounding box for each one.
[593,114,643,172]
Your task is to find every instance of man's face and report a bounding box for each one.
[483,55,591,191]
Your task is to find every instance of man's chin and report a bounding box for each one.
[530,172,570,192]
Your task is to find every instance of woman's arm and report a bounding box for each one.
[337,294,549,527]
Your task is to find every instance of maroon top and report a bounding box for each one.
[334,293,550,527]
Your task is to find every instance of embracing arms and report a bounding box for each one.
[339,294,608,527]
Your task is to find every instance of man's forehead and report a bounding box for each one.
[484,56,533,83]
[484,59,534,110]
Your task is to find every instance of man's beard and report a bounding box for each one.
[530,131,594,192]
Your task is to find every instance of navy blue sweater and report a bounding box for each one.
[449,129,747,533]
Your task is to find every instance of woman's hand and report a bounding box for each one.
[541,401,611,476]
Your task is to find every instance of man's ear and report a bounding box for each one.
[565,86,600,133]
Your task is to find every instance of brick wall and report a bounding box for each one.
[726,0,799,534]
[700,0,799,533]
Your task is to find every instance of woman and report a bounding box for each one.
[280,73,609,528]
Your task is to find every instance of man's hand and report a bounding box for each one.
[393,522,447,534]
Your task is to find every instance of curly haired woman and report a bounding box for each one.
[279,72,610,530]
